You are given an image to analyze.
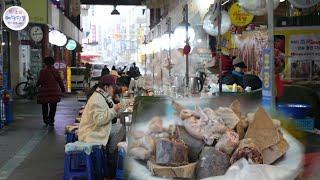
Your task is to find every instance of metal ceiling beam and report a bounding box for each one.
[80,0,143,5]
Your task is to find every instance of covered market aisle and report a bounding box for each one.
[0,96,83,179]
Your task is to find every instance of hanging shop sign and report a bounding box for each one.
[20,0,48,24]
[49,30,67,47]
[66,39,77,51]
[288,0,320,9]
[229,3,254,27]
[30,26,43,42]
[3,6,29,31]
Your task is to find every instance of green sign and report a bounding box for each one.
[20,0,48,24]
[66,40,77,51]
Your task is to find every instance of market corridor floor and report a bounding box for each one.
[0,95,83,180]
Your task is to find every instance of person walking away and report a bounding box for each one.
[117,66,127,76]
[84,63,91,84]
[37,57,65,127]
[128,62,141,79]
[101,65,110,76]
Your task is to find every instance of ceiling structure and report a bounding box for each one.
[80,0,144,5]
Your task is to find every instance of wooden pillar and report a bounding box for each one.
[65,49,71,66]
[42,25,49,58]
[54,46,61,63]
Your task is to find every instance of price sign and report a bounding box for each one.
[3,6,29,31]
[229,3,254,27]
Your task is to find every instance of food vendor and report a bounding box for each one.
[78,75,123,145]
[231,57,247,87]
[218,56,246,86]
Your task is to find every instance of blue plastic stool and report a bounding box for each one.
[66,130,78,144]
[70,145,107,179]
[115,148,126,180]
[91,145,107,178]
[63,151,94,180]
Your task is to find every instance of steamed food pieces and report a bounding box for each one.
[179,101,289,166]
[129,116,171,161]
[180,106,240,150]
[129,100,290,179]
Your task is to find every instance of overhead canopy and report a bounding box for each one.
[80,0,143,5]
[80,51,102,60]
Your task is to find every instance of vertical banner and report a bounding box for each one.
[54,62,67,90]
[262,48,274,108]
[67,67,71,93]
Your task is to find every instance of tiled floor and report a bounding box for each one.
[0,96,83,180]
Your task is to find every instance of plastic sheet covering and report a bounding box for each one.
[65,141,102,155]
[202,3,231,36]
[238,0,280,16]
[288,0,320,9]
[126,130,303,180]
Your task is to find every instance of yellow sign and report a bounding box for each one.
[274,27,320,79]
[264,53,270,88]
[67,66,71,93]
[20,0,48,24]
[229,3,254,27]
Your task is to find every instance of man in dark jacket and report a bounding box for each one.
[128,63,141,79]
[101,65,110,76]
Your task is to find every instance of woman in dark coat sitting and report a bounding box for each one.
[37,57,65,127]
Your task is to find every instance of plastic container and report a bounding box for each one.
[293,118,315,131]
[116,148,126,180]
[277,104,312,119]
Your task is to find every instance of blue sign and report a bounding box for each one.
[261,48,274,108]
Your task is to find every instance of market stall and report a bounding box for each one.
[125,95,304,179]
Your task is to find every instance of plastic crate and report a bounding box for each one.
[292,118,315,131]
[0,96,5,129]
[277,104,312,119]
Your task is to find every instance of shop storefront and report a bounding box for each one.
[120,1,320,179]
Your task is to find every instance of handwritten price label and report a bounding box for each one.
[229,3,254,27]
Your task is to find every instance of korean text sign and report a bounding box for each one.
[3,6,29,31]
[262,48,274,101]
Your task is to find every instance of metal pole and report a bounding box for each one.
[144,52,147,76]
[267,0,276,110]
[185,4,189,92]
[144,35,147,77]
[168,17,172,77]
[152,52,154,88]
[217,0,223,94]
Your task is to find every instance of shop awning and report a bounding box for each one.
[80,51,101,60]
[80,0,143,5]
